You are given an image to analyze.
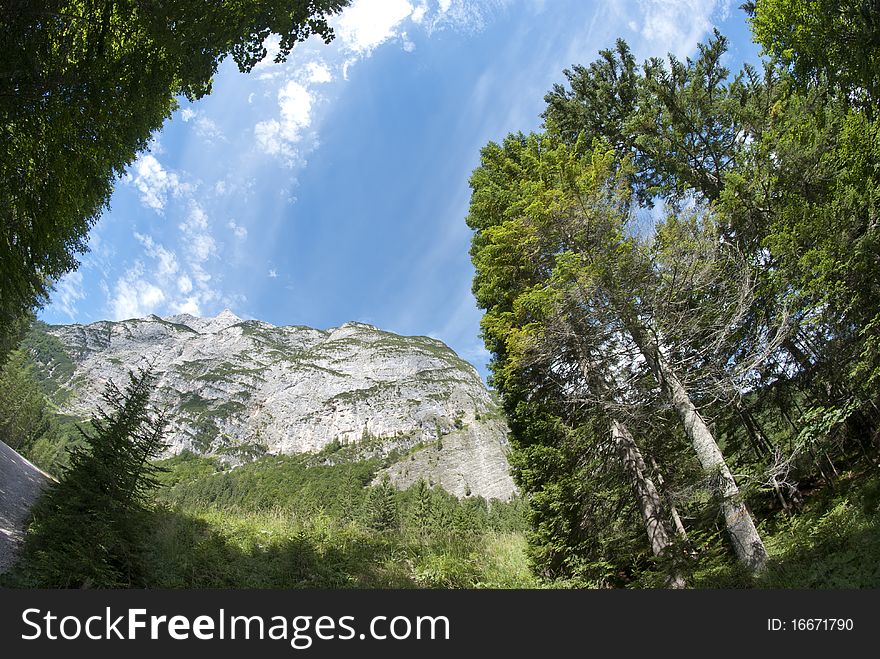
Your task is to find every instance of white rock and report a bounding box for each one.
[33,312,516,499]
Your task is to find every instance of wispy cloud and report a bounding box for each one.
[228,220,248,240]
[616,0,732,58]
[52,270,86,319]
[127,154,189,213]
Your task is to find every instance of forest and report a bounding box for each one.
[466,0,880,586]
[1,1,879,588]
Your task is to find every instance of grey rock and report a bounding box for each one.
[31,311,516,499]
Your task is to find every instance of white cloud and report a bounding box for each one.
[254,80,314,163]
[268,269,279,279]
[411,0,428,23]
[422,0,505,35]
[228,220,248,240]
[194,116,225,142]
[179,108,226,142]
[172,297,201,316]
[177,275,193,294]
[182,204,209,232]
[52,270,85,319]
[179,203,216,264]
[192,234,217,262]
[134,232,179,278]
[279,81,313,134]
[129,154,188,212]
[305,61,333,84]
[110,263,167,320]
[337,0,414,55]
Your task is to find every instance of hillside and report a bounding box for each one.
[22,311,515,499]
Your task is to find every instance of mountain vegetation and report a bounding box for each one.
[2,369,531,588]
[466,2,880,587]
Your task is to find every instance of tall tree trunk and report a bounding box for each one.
[649,455,689,541]
[573,348,686,585]
[610,418,686,588]
[626,321,768,571]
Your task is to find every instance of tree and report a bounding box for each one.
[544,31,783,207]
[0,348,50,453]
[468,133,768,574]
[0,0,349,359]
[747,0,880,111]
[18,365,168,587]
[367,475,398,533]
[411,478,433,534]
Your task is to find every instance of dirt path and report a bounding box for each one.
[0,440,52,574]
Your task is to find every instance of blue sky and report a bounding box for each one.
[42,0,762,379]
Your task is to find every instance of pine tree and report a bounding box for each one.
[368,475,398,533]
[19,366,168,587]
[411,478,433,535]
[0,348,49,453]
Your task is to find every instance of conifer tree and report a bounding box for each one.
[368,475,398,532]
[19,365,168,587]
[412,478,433,535]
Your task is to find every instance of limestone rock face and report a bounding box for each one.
[29,311,516,499]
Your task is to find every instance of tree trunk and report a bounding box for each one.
[649,456,689,541]
[572,347,686,585]
[610,418,686,588]
[627,321,768,571]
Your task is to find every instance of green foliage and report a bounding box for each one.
[6,447,533,589]
[748,0,880,109]
[680,471,880,588]
[0,349,50,453]
[155,452,379,519]
[139,507,535,589]
[18,321,76,404]
[10,366,168,587]
[367,475,399,532]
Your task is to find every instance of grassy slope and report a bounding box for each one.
[139,451,536,589]
[688,469,880,588]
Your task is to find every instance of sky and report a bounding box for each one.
[41,0,763,380]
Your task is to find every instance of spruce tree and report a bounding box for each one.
[18,366,168,587]
[368,475,398,533]
[411,478,433,535]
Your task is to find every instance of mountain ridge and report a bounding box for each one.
[25,311,515,500]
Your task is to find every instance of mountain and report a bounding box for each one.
[24,311,515,499]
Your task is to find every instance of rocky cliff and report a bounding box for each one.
[26,311,515,499]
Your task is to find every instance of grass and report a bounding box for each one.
[131,450,535,588]
[141,506,536,589]
[674,470,880,588]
